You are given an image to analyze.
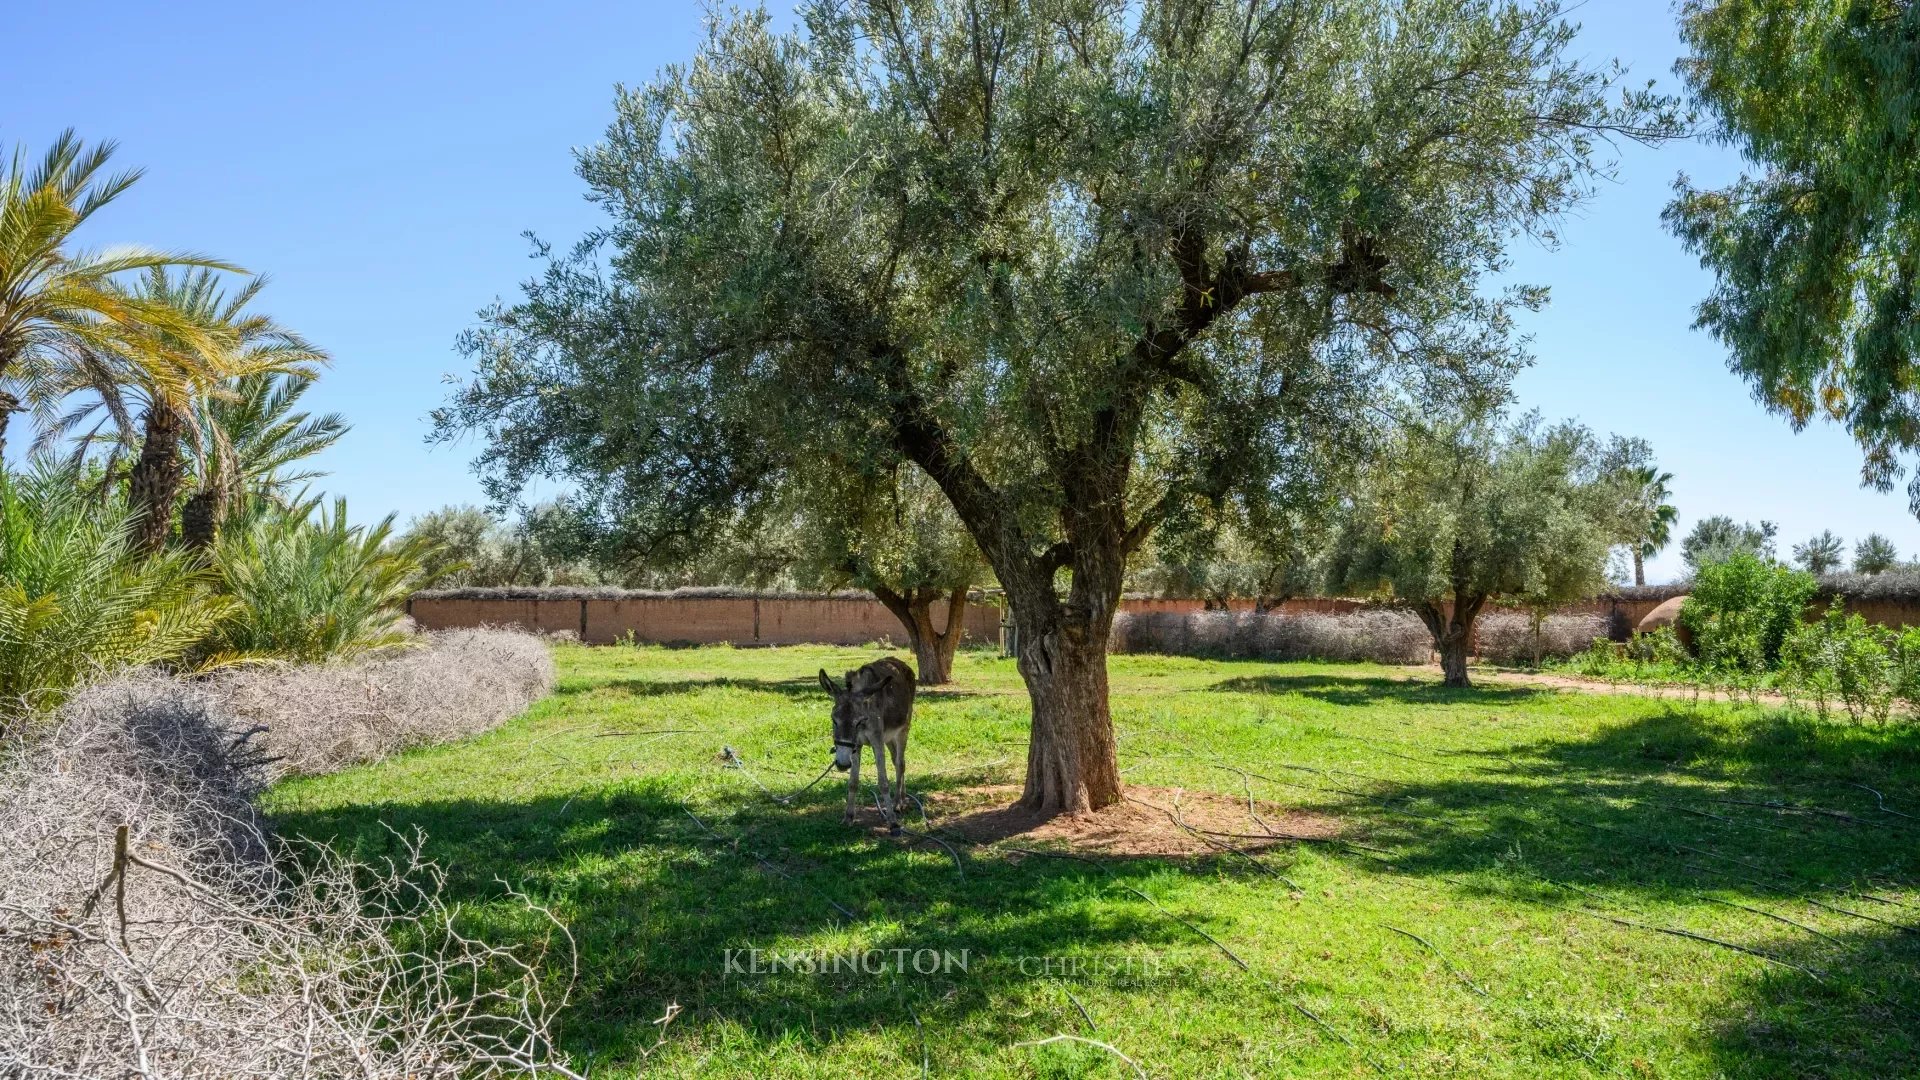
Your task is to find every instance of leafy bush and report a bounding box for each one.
[1892,627,1920,705]
[1550,626,1706,686]
[1781,603,1899,724]
[0,465,233,712]
[1631,625,1693,669]
[206,497,438,663]
[1568,638,1623,679]
[1680,554,1817,675]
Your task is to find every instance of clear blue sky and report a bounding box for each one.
[5,0,1911,584]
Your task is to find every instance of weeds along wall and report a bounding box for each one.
[1109,609,1435,664]
[406,589,1379,646]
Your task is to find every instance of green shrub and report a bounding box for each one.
[1680,554,1817,675]
[1631,625,1692,669]
[0,464,233,711]
[1568,638,1622,679]
[205,498,438,663]
[1892,627,1920,707]
[1781,602,1895,725]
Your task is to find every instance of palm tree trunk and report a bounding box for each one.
[1634,549,1646,587]
[128,405,187,556]
[0,390,18,462]
[181,489,223,550]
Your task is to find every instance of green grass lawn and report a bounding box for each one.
[264,644,1920,1078]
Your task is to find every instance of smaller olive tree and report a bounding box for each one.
[1681,515,1777,573]
[787,468,989,685]
[1328,414,1617,687]
[398,504,604,588]
[1133,502,1328,613]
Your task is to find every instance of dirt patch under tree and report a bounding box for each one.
[893,783,1343,859]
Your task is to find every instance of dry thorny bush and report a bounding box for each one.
[1472,612,1611,667]
[1111,609,1434,664]
[212,627,556,780]
[0,631,578,1079]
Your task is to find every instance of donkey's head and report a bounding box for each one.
[819,668,860,771]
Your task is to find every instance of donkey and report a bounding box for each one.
[818,657,915,834]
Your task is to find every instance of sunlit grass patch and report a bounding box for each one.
[267,643,1920,1078]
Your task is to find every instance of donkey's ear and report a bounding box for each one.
[818,669,837,695]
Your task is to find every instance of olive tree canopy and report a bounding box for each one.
[1326,413,1619,686]
[783,466,991,684]
[436,0,1677,812]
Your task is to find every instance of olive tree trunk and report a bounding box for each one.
[874,585,969,685]
[1417,595,1485,689]
[128,405,187,556]
[890,354,1145,815]
[1008,594,1123,813]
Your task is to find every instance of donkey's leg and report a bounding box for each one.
[869,732,899,833]
[889,737,906,805]
[843,750,862,825]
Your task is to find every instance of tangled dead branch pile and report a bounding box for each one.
[0,632,576,1078]
[212,627,556,778]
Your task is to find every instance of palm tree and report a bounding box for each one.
[1855,533,1901,575]
[126,270,326,553]
[0,131,237,457]
[1791,530,1846,575]
[1628,465,1678,586]
[181,370,348,548]
[41,270,326,553]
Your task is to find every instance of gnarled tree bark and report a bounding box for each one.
[873,584,969,685]
[1417,593,1486,689]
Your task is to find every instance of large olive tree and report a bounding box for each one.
[437,0,1675,812]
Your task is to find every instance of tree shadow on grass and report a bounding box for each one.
[270,774,1280,1076]
[1211,671,1551,707]
[557,675,993,703]
[1293,704,1920,1078]
[555,675,826,699]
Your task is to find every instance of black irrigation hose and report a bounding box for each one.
[1181,742,1919,1002]
[771,759,838,805]
[1001,844,1389,1075]
[1123,793,1302,888]
[679,803,859,921]
[1379,924,1488,997]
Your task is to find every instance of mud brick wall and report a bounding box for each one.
[409,593,1003,646]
